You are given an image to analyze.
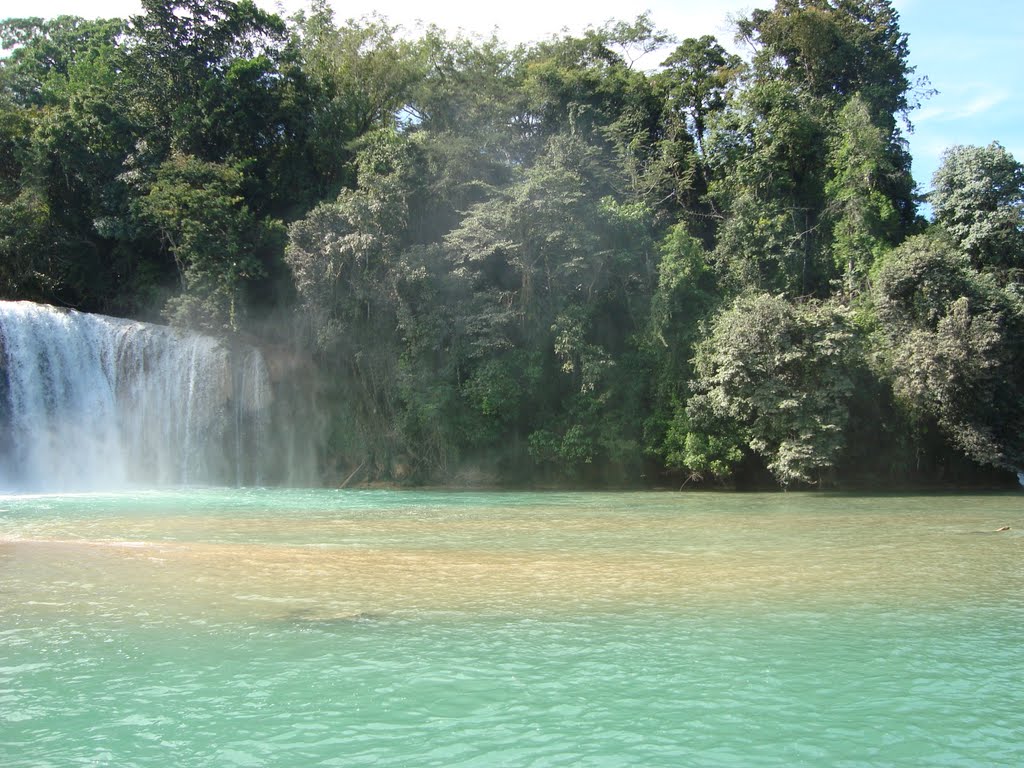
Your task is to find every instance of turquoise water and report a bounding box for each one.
[1,490,1022,766]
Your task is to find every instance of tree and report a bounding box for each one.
[706,80,831,296]
[872,233,1024,474]
[284,129,434,478]
[135,154,278,331]
[687,292,858,485]
[401,31,526,238]
[639,36,741,229]
[0,16,126,108]
[127,0,289,157]
[710,0,917,297]
[442,132,658,480]
[930,142,1024,276]
[644,224,720,470]
[296,3,423,198]
[824,94,901,292]
[656,36,740,158]
[0,185,69,301]
[520,17,663,163]
[737,0,914,127]
[0,15,162,312]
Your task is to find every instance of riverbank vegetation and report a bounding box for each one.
[2,0,1022,488]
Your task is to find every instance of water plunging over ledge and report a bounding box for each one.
[0,301,315,491]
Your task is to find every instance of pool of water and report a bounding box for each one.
[1,489,1022,766]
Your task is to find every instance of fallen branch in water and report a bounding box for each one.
[339,460,366,489]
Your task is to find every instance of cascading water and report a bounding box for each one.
[0,301,313,491]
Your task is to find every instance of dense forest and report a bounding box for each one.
[2,0,1022,488]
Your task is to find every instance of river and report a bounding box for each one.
[1,489,1021,766]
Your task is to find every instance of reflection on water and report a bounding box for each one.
[1,490,1022,767]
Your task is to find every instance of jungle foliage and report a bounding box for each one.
[2,0,1021,488]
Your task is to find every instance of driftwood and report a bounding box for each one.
[339,459,366,489]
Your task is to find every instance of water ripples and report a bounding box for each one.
[2,490,1023,766]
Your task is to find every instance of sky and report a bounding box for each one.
[3,0,1022,194]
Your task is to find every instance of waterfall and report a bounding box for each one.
[0,301,310,492]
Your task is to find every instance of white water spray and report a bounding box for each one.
[0,301,302,491]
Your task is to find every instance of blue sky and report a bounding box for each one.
[896,0,1024,193]
[7,0,1022,195]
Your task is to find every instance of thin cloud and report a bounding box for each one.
[915,85,1010,123]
